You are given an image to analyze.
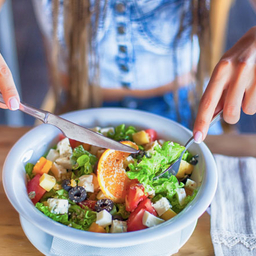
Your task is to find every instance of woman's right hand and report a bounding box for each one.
[0,54,20,110]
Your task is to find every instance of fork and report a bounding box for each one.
[153,110,223,180]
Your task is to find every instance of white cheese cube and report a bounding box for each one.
[110,220,127,233]
[100,127,114,136]
[153,197,171,216]
[176,188,187,206]
[90,145,102,156]
[47,198,69,214]
[51,162,67,181]
[39,173,56,192]
[78,175,94,193]
[46,149,60,162]
[79,175,93,183]
[142,211,164,228]
[55,156,72,169]
[185,179,197,190]
[96,210,112,227]
[57,138,72,156]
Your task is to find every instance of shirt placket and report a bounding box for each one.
[114,0,134,89]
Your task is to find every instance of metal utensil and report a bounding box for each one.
[0,93,138,153]
[154,110,223,179]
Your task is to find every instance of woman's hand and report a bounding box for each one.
[193,26,256,142]
[0,54,20,110]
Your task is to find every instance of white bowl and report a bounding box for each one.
[2,108,217,256]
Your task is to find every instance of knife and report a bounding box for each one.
[0,93,138,153]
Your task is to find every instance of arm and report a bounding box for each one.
[193,26,256,142]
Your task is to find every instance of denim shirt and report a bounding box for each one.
[33,0,222,133]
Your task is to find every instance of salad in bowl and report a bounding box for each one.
[3,108,217,255]
[25,124,198,233]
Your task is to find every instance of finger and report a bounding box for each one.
[0,102,8,109]
[0,54,20,110]
[223,61,250,124]
[242,66,256,115]
[193,60,231,142]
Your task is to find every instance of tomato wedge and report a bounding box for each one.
[145,129,157,142]
[27,174,46,204]
[127,198,157,232]
[125,179,147,212]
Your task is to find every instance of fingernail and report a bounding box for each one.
[9,97,19,110]
[194,131,203,144]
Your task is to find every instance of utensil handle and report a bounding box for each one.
[19,102,48,123]
[0,92,48,123]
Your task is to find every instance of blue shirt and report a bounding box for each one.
[33,0,222,134]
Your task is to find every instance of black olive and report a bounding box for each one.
[68,186,87,203]
[62,179,72,191]
[95,199,114,212]
[190,155,199,165]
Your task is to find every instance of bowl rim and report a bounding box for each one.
[2,108,218,247]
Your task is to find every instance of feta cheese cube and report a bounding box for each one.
[153,197,171,216]
[78,175,94,193]
[110,220,127,233]
[57,138,72,156]
[79,175,93,183]
[46,149,60,162]
[142,211,164,228]
[96,210,112,227]
[51,162,67,181]
[185,179,197,190]
[47,198,69,214]
[100,127,114,136]
[176,188,187,205]
[55,156,72,169]
[39,173,56,191]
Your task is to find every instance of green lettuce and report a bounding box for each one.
[127,141,191,186]
[71,145,97,177]
[127,140,194,212]
[107,124,137,141]
[25,163,35,179]
[35,202,96,231]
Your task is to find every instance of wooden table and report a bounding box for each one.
[1,126,256,256]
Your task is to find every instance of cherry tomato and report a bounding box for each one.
[58,134,81,149]
[145,129,157,142]
[78,199,97,211]
[27,174,46,205]
[127,198,157,232]
[125,180,147,212]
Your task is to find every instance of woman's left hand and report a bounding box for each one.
[193,26,256,142]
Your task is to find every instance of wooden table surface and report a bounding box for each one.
[1,126,256,256]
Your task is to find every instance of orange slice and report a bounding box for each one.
[97,141,138,203]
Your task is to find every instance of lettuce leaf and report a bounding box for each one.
[71,145,97,177]
[25,163,35,179]
[35,202,96,231]
[127,140,194,212]
[107,124,137,141]
[127,141,190,186]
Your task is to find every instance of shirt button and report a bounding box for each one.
[115,2,126,13]
[119,45,127,53]
[117,25,126,34]
[120,64,129,72]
